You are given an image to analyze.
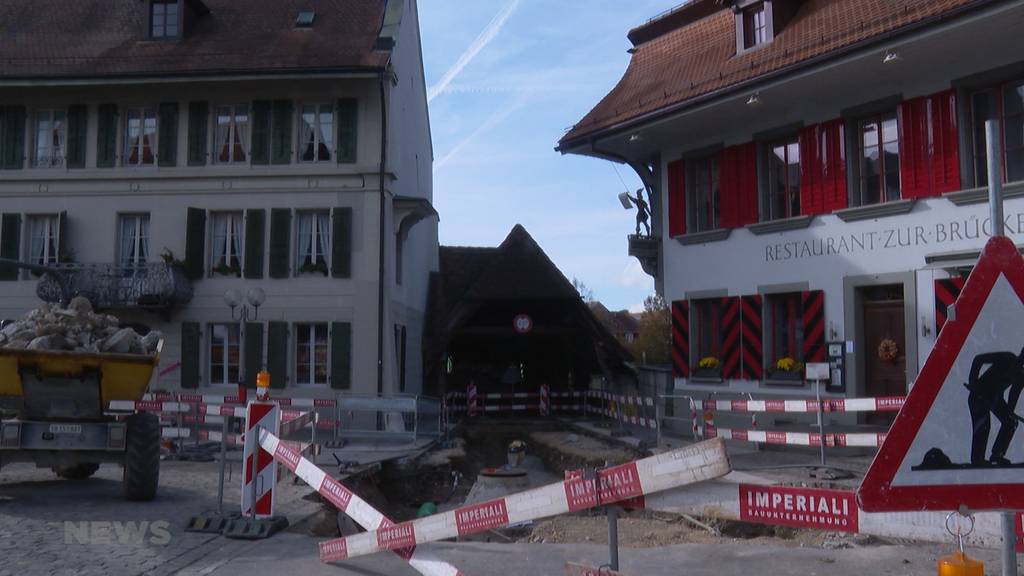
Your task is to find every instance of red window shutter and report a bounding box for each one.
[667,159,686,237]
[898,97,929,199]
[720,296,741,379]
[928,89,960,195]
[799,124,824,215]
[820,119,847,211]
[718,143,758,228]
[672,300,690,378]
[800,290,825,363]
[740,295,763,380]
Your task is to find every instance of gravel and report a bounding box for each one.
[0,297,161,355]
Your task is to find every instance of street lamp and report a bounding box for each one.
[225,288,266,399]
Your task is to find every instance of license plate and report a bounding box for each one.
[48,424,82,435]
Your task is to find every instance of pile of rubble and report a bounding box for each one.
[0,297,161,355]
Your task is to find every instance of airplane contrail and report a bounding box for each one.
[427,0,521,103]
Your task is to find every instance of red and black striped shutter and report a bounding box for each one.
[740,295,763,380]
[671,300,690,378]
[801,290,826,363]
[721,297,741,379]
[935,277,966,334]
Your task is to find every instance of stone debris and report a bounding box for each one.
[0,297,161,355]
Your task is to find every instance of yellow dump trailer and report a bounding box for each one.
[0,341,163,501]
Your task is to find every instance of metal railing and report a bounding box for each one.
[35,262,193,309]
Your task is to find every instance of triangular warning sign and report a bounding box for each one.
[859,236,1024,512]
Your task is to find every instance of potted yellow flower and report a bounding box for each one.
[693,356,722,380]
[771,357,804,382]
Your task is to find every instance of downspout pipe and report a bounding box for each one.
[377,70,389,396]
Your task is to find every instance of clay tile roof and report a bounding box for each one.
[558,0,987,148]
[0,0,390,79]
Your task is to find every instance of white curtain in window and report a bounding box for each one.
[234,106,249,162]
[34,111,50,167]
[215,107,231,163]
[298,213,314,266]
[300,106,316,162]
[30,218,47,264]
[126,109,141,165]
[213,215,228,267]
[53,111,66,166]
[228,215,241,266]
[316,212,330,264]
[138,216,149,262]
[120,217,137,266]
[317,107,333,161]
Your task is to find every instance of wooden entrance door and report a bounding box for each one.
[862,289,906,425]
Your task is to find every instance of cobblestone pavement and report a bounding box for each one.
[0,455,319,576]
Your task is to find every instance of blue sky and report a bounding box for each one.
[420,0,679,312]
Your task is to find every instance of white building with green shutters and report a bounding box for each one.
[0,0,437,401]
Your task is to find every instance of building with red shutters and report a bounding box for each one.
[559,0,1024,405]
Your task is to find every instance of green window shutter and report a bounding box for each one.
[66,105,88,169]
[271,99,293,165]
[0,213,21,281]
[57,211,69,264]
[180,322,201,389]
[184,207,207,281]
[96,103,118,168]
[330,322,352,390]
[244,322,264,388]
[331,207,352,279]
[336,98,358,164]
[187,101,209,166]
[267,321,289,389]
[2,106,25,170]
[250,101,271,165]
[158,102,178,167]
[243,209,266,279]
[269,208,291,279]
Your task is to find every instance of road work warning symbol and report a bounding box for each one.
[859,236,1024,511]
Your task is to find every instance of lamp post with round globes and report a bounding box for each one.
[224,288,266,400]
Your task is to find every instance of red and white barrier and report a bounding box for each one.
[143,392,340,409]
[241,401,280,519]
[256,429,463,576]
[467,382,478,417]
[318,438,731,560]
[696,396,905,414]
[109,400,190,413]
[540,384,550,417]
[280,410,315,437]
[706,426,887,448]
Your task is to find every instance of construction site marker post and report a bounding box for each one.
[806,362,830,467]
[986,117,1017,576]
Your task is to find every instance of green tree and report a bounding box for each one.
[632,294,671,365]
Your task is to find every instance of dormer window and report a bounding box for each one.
[151,0,179,39]
[735,0,775,53]
[743,3,767,48]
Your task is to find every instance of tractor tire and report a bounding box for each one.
[124,412,160,501]
[55,463,101,480]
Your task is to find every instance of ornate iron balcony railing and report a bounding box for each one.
[35,262,193,309]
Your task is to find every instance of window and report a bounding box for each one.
[858,112,900,205]
[742,2,767,49]
[210,212,243,276]
[28,215,59,266]
[691,155,720,232]
[692,299,722,364]
[124,107,157,166]
[151,0,179,39]
[214,105,250,164]
[971,79,1024,186]
[295,323,328,386]
[209,324,239,386]
[296,211,330,275]
[766,293,804,374]
[766,138,800,220]
[299,104,334,162]
[33,109,66,168]
[118,214,150,268]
